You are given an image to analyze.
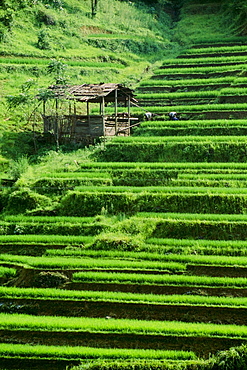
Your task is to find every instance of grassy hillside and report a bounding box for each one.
[0,0,176,133]
[2,1,247,370]
[0,0,241,142]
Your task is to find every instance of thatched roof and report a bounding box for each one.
[48,83,136,103]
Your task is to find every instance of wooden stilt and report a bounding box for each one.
[115,88,118,135]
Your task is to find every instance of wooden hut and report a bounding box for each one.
[42,83,138,145]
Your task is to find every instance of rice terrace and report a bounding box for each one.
[2,0,247,369]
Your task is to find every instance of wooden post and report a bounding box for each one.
[43,101,46,133]
[55,98,59,151]
[127,95,131,136]
[87,101,90,125]
[115,88,118,135]
[102,96,105,138]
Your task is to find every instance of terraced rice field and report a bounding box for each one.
[3,41,247,369]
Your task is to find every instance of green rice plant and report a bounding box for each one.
[139,120,247,128]
[2,215,95,223]
[0,343,195,360]
[0,266,16,278]
[2,313,247,339]
[153,64,247,75]
[220,87,247,96]
[163,179,247,189]
[1,286,247,308]
[0,254,185,272]
[31,177,112,194]
[32,172,111,178]
[45,240,247,258]
[139,76,236,87]
[183,45,247,54]
[94,139,247,164]
[0,220,105,237]
[136,212,247,222]
[78,162,247,171]
[136,91,220,99]
[0,234,95,245]
[103,135,247,143]
[232,77,247,85]
[99,103,247,116]
[60,190,247,216]
[134,126,247,137]
[162,55,247,66]
[72,185,247,195]
[179,174,247,181]
[72,271,247,288]
[0,57,125,68]
[145,218,247,241]
[144,238,247,257]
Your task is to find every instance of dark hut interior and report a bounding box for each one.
[42,83,139,145]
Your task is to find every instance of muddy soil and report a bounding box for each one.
[187,264,247,277]
[0,357,79,370]
[5,266,247,299]
[0,329,245,357]
[0,298,246,325]
[65,281,247,298]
